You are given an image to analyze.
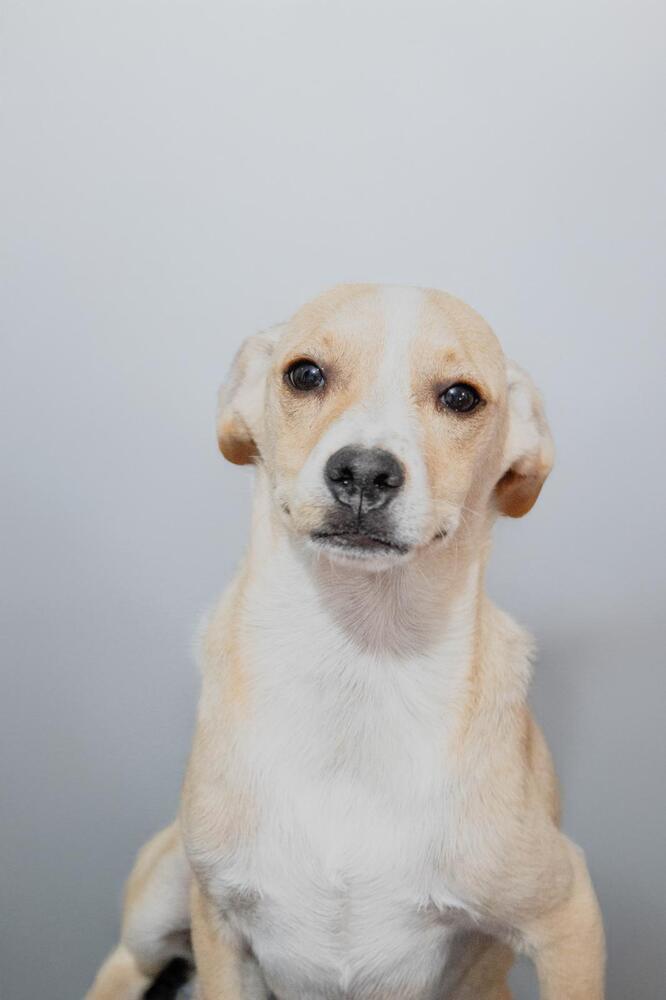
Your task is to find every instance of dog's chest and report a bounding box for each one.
[206,638,475,999]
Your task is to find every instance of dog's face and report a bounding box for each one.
[218,285,553,568]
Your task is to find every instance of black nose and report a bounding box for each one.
[324,446,405,513]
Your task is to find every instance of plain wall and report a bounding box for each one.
[2,2,665,997]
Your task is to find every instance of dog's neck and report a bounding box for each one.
[243,469,495,663]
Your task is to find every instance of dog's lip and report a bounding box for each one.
[310,531,410,555]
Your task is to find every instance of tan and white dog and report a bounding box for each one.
[86,285,605,1000]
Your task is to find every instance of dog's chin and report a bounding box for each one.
[307,531,413,570]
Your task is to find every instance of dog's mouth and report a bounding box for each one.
[310,530,410,557]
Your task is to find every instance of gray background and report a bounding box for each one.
[2,1,665,998]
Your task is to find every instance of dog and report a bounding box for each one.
[86,284,605,1000]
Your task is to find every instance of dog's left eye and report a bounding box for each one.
[286,361,326,391]
[440,383,482,413]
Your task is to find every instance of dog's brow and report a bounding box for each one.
[278,331,367,369]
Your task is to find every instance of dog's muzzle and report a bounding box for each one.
[311,447,408,556]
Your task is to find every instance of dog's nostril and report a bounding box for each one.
[373,470,403,490]
[331,466,354,485]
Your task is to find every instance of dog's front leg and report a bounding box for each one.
[519,837,605,999]
[190,882,250,1000]
[85,822,192,1000]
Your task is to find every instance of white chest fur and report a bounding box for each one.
[197,548,488,1000]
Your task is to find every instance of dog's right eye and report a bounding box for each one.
[286,361,326,391]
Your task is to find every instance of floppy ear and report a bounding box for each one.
[494,361,554,518]
[217,325,284,465]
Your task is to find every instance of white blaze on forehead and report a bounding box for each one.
[377,284,428,399]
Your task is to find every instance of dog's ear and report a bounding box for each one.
[217,325,285,465]
[494,361,554,518]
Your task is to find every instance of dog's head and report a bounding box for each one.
[218,285,553,568]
